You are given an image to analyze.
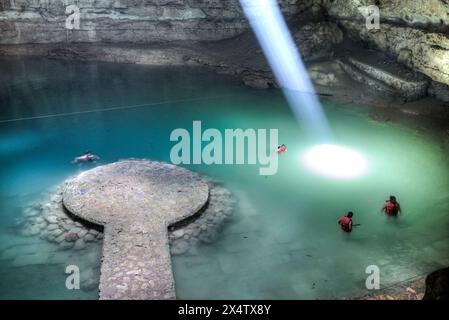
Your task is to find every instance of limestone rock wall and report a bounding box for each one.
[0,0,314,44]
[2,0,449,90]
[322,0,449,86]
[343,22,449,88]
[293,21,343,61]
[323,0,449,30]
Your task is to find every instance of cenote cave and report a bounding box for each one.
[1,0,449,303]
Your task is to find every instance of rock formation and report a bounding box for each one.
[322,0,449,87]
[423,266,449,300]
[0,0,314,44]
[1,1,449,98]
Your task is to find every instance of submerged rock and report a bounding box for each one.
[55,234,66,243]
[69,227,82,234]
[59,241,74,250]
[44,215,58,224]
[172,229,185,239]
[24,207,39,217]
[36,220,46,228]
[65,232,78,242]
[88,229,100,236]
[35,217,44,224]
[47,224,59,231]
[51,229,63,237]
[74,238,86,251]
[170,240,190,255]
[84,234,96,242]
[77,229,88,238]
[21,225,41,237]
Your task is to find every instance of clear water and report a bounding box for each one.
[1,57,449,299]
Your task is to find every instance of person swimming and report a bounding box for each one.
[72,151,99,163]
[277,144,287,153]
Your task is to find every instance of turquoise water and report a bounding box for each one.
[1,57,449,299]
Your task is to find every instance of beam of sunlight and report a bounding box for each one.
[240,0,331,140]
[241,0,370,179]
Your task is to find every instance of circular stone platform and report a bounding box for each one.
[63,160,209,300]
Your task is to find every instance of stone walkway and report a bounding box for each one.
[63,160,209,300]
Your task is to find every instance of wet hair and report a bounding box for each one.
[347,211,353,218]
[390,195,396,201]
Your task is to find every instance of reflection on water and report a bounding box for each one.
[1,57,449,299]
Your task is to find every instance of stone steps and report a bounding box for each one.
[337,48,430,101]
[337,58,398,97]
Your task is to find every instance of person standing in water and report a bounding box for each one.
[381,196,402,217]
[338,212,354,232]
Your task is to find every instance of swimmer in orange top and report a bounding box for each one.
[338,211,361,232]
[276,144,287,153]
[381,195,402,216]
[338,212,354,232]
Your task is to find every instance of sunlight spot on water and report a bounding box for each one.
[301,144,368,179]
